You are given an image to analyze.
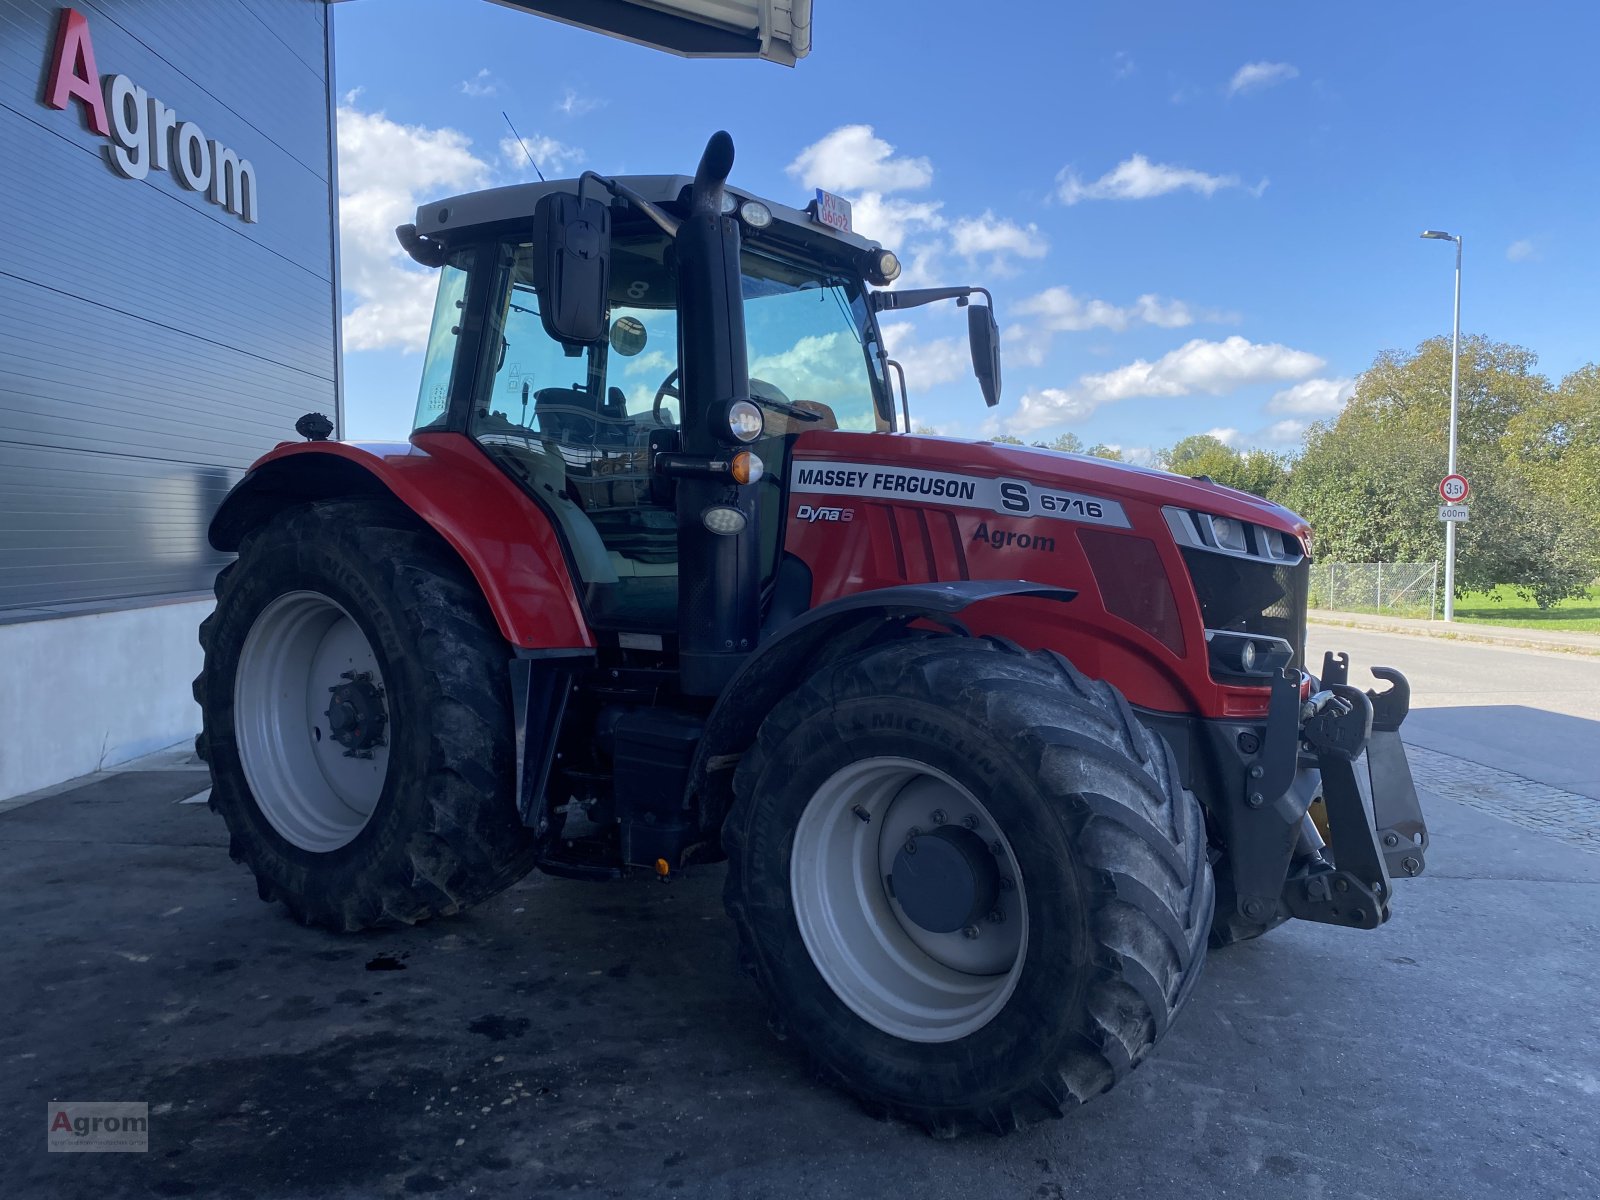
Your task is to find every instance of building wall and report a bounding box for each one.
[0,0,338,611]
[0,0,336,797]
[0,599,209,798]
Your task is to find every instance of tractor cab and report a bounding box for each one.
[407,182,884,632]
[395,150,1000,691]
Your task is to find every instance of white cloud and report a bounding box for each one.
[787,124,934,193]
[1205,426,1244,447]
[1015,285,1220,333]
[499,133,585,178]
[1004,336,1324,433]
[1267,376,1355,414]
[1056,154,1259,204]
[1261,418,1308,444]
[557,87,603,117]
[1012,388,1097,429]
[850,194,945,248]
[1121,446,1157,466]
[1227,61,1299,96]
[880,320,970,388]
[1112,51,1135,79]
[1081,337,1323,403]
[1506,238,1537,263]
[947,211,1048,273]
[337,105,491,352]
[460,68,497,98]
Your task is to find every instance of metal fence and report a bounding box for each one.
[1308,562,1440,619]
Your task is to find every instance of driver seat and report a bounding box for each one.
[534,386,630,447]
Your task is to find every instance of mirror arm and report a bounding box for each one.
[871,286,970,313]
[581,171,681,239]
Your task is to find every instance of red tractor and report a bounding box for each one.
[195,133,1428,1135]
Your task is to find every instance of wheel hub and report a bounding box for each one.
[325,671,387,758]
[890,825,1000,934]
[234,591,390,853]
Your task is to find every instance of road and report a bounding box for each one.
[1308,624,1600,797]
[2,627,1597,1199]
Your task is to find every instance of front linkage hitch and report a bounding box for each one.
[1224,653,1429,932]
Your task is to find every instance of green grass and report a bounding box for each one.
[1451,584,1600,632]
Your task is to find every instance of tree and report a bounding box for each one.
[1287,336,1598,606]
[1045,432,1085,454]
[1506,363,1600,526]
[1161,434,1290,502]
[991,433,1024,445]
[1086,444,1124,461]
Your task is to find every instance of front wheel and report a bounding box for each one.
[195,497,538,931]
[723,637,1213,1136]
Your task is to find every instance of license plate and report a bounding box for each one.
[813,189,852,233]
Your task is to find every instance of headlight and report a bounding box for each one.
[864,248,901,285]
[1210,516,1247,553]
[1205,630,1293,683]
[727,399,763,442]
[739,200,773,229]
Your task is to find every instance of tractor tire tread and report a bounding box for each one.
[723,635,1211,1137]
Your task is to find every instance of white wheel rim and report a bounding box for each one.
[790,757,1028,1043]
[234,590,391,852]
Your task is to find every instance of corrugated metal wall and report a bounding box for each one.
[0,0,337,612]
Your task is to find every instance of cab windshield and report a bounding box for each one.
[412,232,887,436]
[411,228,886,627]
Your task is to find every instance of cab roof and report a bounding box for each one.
[414,175,885,258]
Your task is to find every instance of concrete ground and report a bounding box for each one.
[3,628,1598,1199]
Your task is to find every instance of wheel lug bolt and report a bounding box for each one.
[1000,877,1014,891]
[903,838,917,856]
[990,840,1003,856]
[962,925,980,940]
[930,809,947,825]
[962,815,979,830]
[986,909,1005,924]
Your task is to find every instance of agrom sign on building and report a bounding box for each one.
[44,7,259,223]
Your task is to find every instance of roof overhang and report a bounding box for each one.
[483,0,811,65]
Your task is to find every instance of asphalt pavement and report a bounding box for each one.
[3,627,1597,1199]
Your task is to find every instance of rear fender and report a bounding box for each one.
[687,580,1075,844]
[208,433,593,651]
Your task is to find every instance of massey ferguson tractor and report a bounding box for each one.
[195,132,1428,1135]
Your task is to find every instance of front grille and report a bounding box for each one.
[1181,549,1309,669]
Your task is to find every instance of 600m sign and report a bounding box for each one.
[44,7,260,223]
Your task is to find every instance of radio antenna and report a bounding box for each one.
[502,111,545,183]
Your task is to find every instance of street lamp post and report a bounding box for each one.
[1421,229,1463,622]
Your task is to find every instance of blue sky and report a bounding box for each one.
[334,0,1600,461]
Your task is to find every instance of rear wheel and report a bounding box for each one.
[723,637,1213,1135]
[196,497,538,931]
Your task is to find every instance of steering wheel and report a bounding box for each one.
[652,368,680,427]
[652,367,824,427]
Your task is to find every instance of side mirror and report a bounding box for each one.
[968,304,1002,407]
[531,192,611,345]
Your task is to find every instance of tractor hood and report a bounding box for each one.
[980,440,1307,533]
[789,431,1310,540]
